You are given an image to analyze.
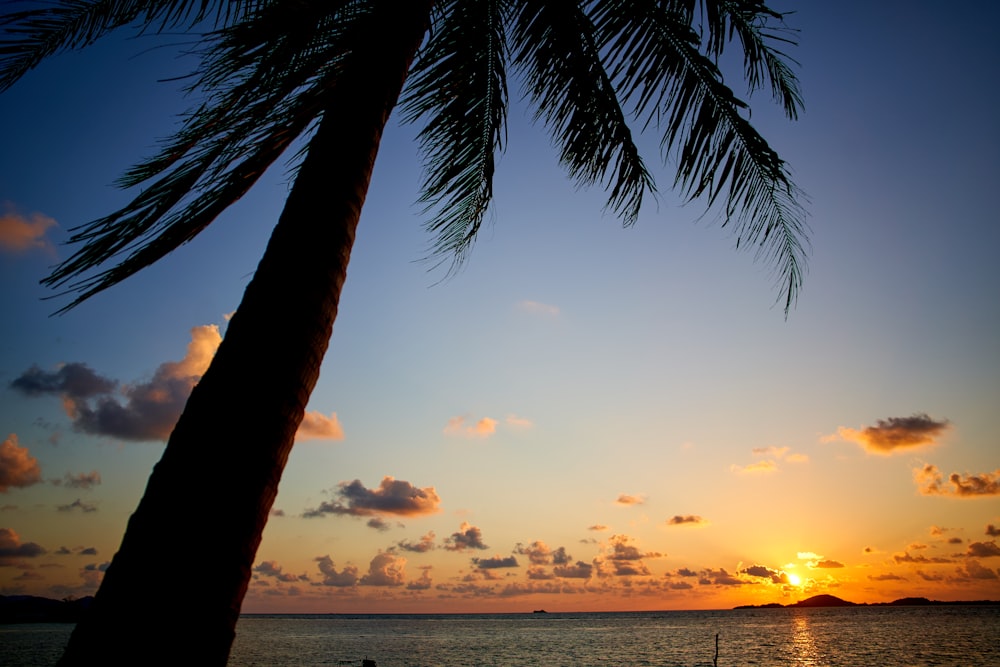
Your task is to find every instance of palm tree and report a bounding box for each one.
[1,1,806,664]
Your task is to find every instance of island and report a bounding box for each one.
[0,595,93,623]
[735,594,1000,609]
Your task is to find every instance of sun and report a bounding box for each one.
[787,573,802,586]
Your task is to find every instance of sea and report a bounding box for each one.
[2,606,998,666]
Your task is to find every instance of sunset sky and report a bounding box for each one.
[1,2,998,614]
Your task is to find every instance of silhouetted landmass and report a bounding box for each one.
[0,595,93,623]
[736,594,1000,609]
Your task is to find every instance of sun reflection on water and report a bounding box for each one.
[790,611,820,666]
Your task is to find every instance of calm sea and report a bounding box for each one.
[2,606,998,666]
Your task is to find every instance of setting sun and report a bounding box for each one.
[787,573,802,586]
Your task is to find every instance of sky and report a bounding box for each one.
[0,2,998,614]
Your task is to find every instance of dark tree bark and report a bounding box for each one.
[58,5,434,665]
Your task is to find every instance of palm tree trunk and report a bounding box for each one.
[58,5,433,665]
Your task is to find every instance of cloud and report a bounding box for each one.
[516,541,553,565]
[55,471,101,490]
[254,560,300,583]
[315,555,358,587]
[600,535,660,577]
[504,414,534,429]
[739,564,790,584]
[516,300,560,317]
[914,465,1000,497]
[473,555,519,569]
[397,531,436,553]
[11,326,221,442]
[407,567,433,590]
[0,528,45,559]
[615,494,644,506]
[9,363,116,398]
[893,551,953,564]
[444,522,488,551]
[730,460,778,474]
[303,477,441,519]
[832,413,949,455]
[443,415,498,439]
[588,524,609,532]
[0,434,42,492]
[666,515,706,526]
[57,499,97,513]
[553,560,593,579]
[812,559,845,569]
[359,552,406,586]
[752,446,789,457]
[700,568,743,586]
[55,546,98,557]
[965,541,1000,558]
[960,560,999,580]
[552,546,571,565]
[987,525,1000,537]
[0,205,56,254]
[295,411,344,441]
[868,573,906,581]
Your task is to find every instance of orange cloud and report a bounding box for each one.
[504,414,533,429]
[667,515,706,526]
[0,434,42,492]
[360,552,407,587]
[752,446,789,457]
[914,464,1000,497]
[965,541,1000,558]
[731,460,778,474]
[397,531,437,553]
[0,205,56,254]
[598,534,661,577]
[443,415,498,438]
[832,413,949,455]
[296,411,344,441]
[0,527,45,559]
[445,522,488,551]
[302,477,441,519]
[10,325,221,442]
[615,494,644,506]
[315,555,359,587]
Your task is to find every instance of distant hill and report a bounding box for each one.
[0,595,93,623]
[735,594,1000,609]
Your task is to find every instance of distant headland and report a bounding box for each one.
[0,594,93,623]
[735,594,1000,609]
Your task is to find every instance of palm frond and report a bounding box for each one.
[716,0,802,119]
[593,0,807,314]
[0,0,260,93]
[41,1,366,310]
[511,0,654,225]
[400,0,509,270]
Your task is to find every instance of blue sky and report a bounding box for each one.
[1,1,998,612]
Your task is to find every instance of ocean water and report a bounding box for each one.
[2,606,998,666]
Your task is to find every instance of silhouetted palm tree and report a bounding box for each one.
[1,1,806,663]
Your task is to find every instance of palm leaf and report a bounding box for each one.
[401,0,509,271]
[0,0,259,93]
[511,0,654,225]
[593,0,807,313]
[41,1,367,310]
